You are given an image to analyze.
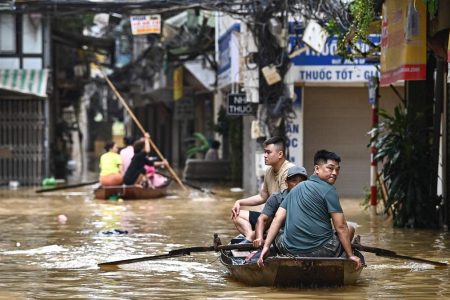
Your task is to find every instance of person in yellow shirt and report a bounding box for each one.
[99,141,123,186]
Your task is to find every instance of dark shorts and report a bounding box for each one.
[249,211,261,230]
[274,231,344,258]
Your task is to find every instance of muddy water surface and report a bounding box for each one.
[0,185,449,299]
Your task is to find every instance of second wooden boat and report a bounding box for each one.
[94,176,171,200]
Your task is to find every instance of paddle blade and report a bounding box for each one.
[98,264,120,271]
[353,243,448,267]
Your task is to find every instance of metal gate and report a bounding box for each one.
[0,97,49,185]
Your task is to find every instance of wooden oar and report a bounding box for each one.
[98,243,255,267]
[155,171,216,195]
[352,243,448,267]
[101,71,187,192]
[35,181,98,193]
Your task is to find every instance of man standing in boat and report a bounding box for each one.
[257,149,362,270]
[252,166,308,248]
[231,136,294,243]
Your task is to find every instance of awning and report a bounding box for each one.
[183,58,215,91]
[0,69,49,98]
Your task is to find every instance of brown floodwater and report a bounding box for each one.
[0,184,449,299]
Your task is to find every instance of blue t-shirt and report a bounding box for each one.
[279,175,343,254]
[261,189,289,218]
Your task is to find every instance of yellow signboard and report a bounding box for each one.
[380,0,426,86]
[173,66,183,101]
[448,32,450,61]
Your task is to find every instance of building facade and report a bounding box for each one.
[0,12,51,185]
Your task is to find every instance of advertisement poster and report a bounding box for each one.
[380,0,426,86]
[130,15,161,35]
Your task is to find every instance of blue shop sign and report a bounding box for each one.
[218,23,240,75]
[218,23,240,88]
[289,34,381,83]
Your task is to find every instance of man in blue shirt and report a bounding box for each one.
[257,150,362,271]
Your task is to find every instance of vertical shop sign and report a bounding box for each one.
[227,93,257,115]
[285,88,302,164]
[173,66,183,101]
[380,0,426,86]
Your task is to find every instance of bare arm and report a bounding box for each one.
[230,187,269,219]
[257,207,286,268]
[231,194,263,219]
[154,159,169,168]
[238,193,268,206]
[253,213,270,248]
[144,133,150,153]
[331,212,362,270]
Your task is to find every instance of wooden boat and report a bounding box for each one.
[220,236,365,288]
[94,176,172,200]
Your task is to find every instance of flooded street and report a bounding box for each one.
[0,184,449,299]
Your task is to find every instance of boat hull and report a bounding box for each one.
[94,177,171,200]
[220,249,364,287]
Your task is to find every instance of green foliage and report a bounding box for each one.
[326,0,377,59]
[213,105,242,183]
[371,105,439,228]
[349,0,375,44]
[186,132,209,158]
[55,14,95,33]
[424,0,438,17]
[213,106,229,136]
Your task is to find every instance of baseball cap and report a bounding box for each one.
[287,166,308,179]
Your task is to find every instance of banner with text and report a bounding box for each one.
[130,15,161,35]
[289,34,380,84]
[380,0,426,86]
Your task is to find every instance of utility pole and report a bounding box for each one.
[368,76,379,216]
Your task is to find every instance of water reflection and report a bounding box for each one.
[0,187,449,299]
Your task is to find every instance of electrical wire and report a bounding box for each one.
[12,0,370,137]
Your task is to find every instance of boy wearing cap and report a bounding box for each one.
[252,166,308,248]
